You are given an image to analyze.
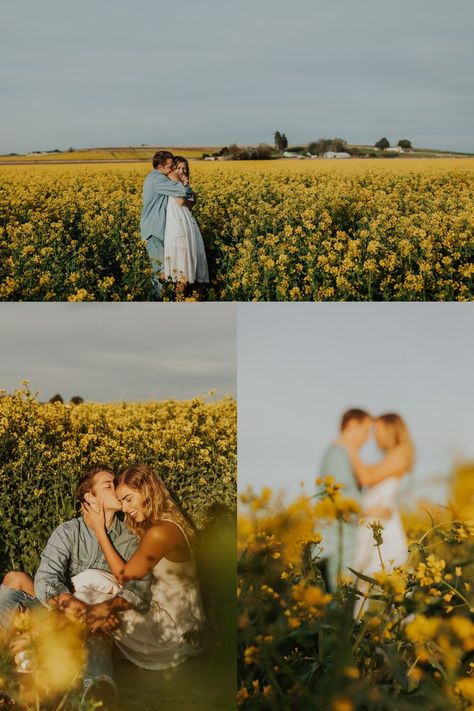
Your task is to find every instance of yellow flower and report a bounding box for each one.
[415,554,446,586]
[243,645,259,666]
[332,698,354,711]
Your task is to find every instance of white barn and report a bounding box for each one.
[323,151,351,159]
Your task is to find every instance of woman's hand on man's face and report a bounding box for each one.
[82,500,106,532]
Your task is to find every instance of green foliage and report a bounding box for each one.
[376,137,390,150]
[238,489,474,710]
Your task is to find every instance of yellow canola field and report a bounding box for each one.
[1,159,473,301]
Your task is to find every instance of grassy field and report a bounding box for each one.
[0,146,220,162]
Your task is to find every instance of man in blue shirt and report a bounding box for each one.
[140,150,194,298]
[318,408,372,590]
[0,465,151,711]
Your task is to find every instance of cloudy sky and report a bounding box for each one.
[1,0,473,153]
[0,304,236,402]
[238,303,474,505]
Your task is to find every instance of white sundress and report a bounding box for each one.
[72,520,206,670]
[163,197,209,284]
[351,477,408,616]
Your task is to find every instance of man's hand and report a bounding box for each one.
[50,592,88,620]
[86,597,133,633]
[85,600,117,633]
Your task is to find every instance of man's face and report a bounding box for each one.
[157,158,174,175]
[85,471,121,512]
[355,417,372,447]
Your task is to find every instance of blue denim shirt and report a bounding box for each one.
[34,516,151,612]
[317,444,361,590]
[140,170,193,241]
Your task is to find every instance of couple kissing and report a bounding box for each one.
[141,151,209,298]
[0,463,205,710]
[319,408,414,606]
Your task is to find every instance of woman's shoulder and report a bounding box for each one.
[143,520,184,543]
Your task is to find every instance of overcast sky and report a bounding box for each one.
[0,304,236,402]
[238,303,474,505]
[1,0,473,153]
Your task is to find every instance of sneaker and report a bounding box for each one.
[81,675,118,711]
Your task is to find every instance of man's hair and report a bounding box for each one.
[340,408,371,432]
[75,464,115,502]
[152,150,174,169]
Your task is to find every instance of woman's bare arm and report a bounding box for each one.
[350,447,408,487]
[90,519,184,584]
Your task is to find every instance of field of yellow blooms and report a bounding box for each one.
[0,159,473,301]
[0,385,236,574]
[238,467,474,710]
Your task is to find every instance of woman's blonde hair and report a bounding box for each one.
[116,463,195,546]
[376,413,415,470]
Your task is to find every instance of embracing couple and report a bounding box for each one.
[319,408,414,597]
[141,151,209,298]
[0,463,205,710]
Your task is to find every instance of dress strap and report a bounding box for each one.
[160,519,192,554]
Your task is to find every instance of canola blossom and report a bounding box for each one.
[0,607,86,709]
[238,468,474,709]
[1,159,473,301]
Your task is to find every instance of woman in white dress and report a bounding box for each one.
[81,463,206,670]
[348,414,414,614]
[163,157,209,287]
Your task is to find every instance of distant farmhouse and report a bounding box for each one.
[323,151,351,159]
[283,151,305,159]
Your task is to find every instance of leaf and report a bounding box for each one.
[347,567,379,586]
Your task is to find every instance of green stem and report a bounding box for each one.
[337,518,344,582]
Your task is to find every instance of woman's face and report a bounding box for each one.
[175,161,188,180]
[116,483,145,522]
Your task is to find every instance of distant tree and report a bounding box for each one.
[249,144,273,159]
[228,143,242,159]
[70,396,84,405]
[68,147,74,153]
[49,394,63,404]
[375,137,390,150]
[308,139,332,156]
[398,139,412,149]
[217,146,230,156]
[274,132,288,152]
[329,138,347,152]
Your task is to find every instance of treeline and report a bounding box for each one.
[202,133,415,161]
[48,394,84,404]
[203,144,276,160]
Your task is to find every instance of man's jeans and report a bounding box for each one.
[0,583,40,629]
[145,234,164,299]
[0,584,113,683]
